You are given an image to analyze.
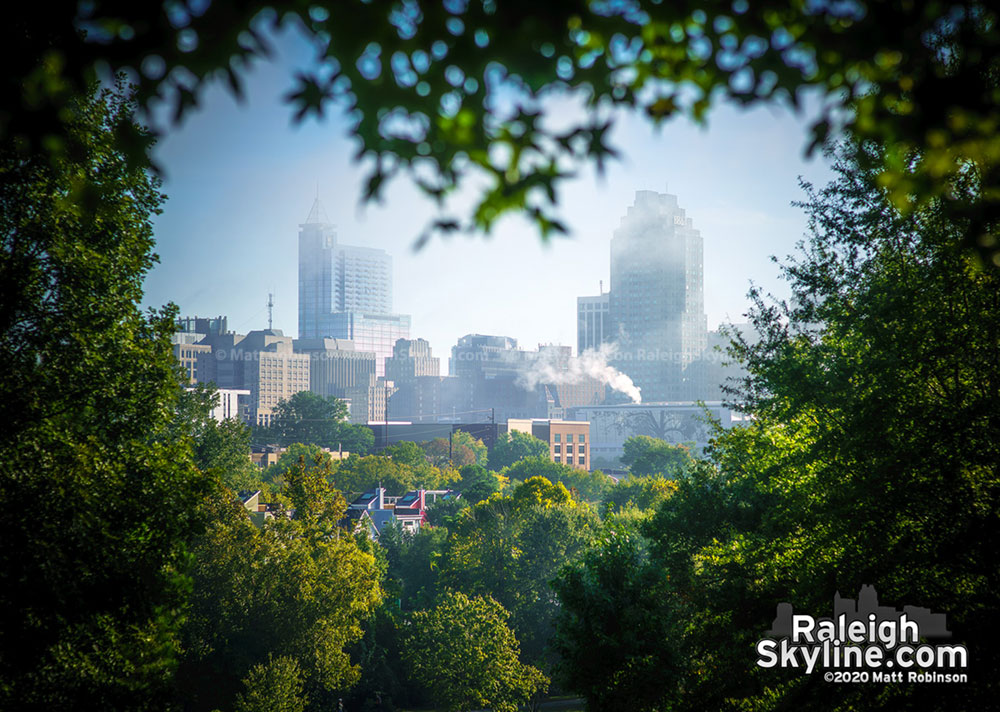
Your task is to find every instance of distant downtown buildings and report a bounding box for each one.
[175,190,741,460]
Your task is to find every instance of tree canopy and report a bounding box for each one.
[421,429,488,468]
[488,429,550,470]
[401,591,548,712]
[177,466,383,712]
[179,386,264,493]
[621,435,695,477]
[260,391,373,455]
[6,2,998,263]
[0,83,216,709]
[552,511,674,712]
[502,455,611,502]
[554,143,1000,710]
[441,478,598,665]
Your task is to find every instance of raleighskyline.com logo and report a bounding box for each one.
[756,586,968,684]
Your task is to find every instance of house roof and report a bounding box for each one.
[396,490,423,509]
[349,488,383,509]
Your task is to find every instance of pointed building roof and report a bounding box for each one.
[303,196,331,225]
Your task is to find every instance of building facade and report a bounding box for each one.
[345,375,397,424]
[577,292,611,355]
[298,198,393,335]
[367,422,506,452]
[298,199,338,340]
[321,311,411,377]
[239,330,311,426]
[293,337,377,399]
[507,418,591,470]
[449,334,528,379]
[608,189,707,402]
[171,334,211,384]
[385,338,440,383]
[196,329,311,426]
[576,189,709,402]
[176,315,228,337]
[207,387,251,422]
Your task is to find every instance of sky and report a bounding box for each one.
[143,22,835,361]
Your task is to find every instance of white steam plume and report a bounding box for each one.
[516,343,641,403]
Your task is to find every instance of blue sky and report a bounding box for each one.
[143,22,835,360]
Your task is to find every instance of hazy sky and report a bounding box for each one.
[143,22,835,361]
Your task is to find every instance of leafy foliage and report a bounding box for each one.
[380,523,449,611]
[552,511,676,712]
[602,474,679,514]
[503,455,611,502]
[401,591,548,712]
[177,463,383,712]
[381,439,428,467]
[178,386,263,493]
[234,655,308,712]
[262,442,338,489]
[488,429,550,470]
[0,83,215,710]
[457,463,504,504]
[258,391,373,455]
[621,435,695,477]
[441,478,598,665]
[420,429,488,468]
[6,3,1000,263]
[333,453,459,497]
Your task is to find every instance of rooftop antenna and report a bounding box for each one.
[599,279,603,295]
[267,292,274,331]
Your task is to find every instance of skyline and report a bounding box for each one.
[142,23,836,360]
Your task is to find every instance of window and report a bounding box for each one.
[578,456,586,465]
[578,445,586,454]
[566,433,574,443]
[554,433,561,443]
[554,445,561,454]
[554,455,561,463]
[579,434,585,443]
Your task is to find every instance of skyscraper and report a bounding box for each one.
[577,292,610,355]
[298,199,338,340]
[297,197,409,375]
[298,197,393,335]
[605,189,707,402]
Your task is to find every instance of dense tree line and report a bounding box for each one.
[552,146,1000,711]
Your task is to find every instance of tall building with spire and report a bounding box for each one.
[297,197,409,376]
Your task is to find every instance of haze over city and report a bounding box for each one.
[143,25,835,357]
